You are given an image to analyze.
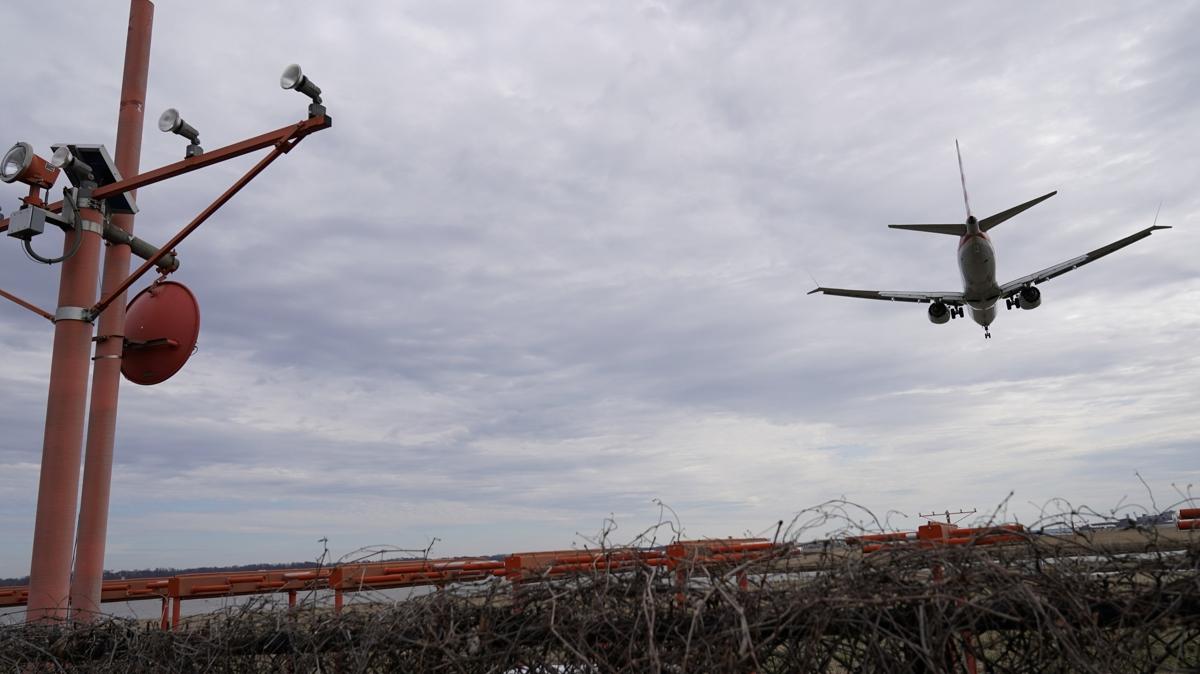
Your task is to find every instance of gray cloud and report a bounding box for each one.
[0,1,1196,576]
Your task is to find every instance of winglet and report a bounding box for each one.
[807,287,823,295]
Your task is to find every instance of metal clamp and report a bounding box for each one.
[92,354,123,361]
[54,306,94,323]
[73,195,101,211]
[79,219,104,235]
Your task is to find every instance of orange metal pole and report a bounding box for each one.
[25,206,106,621]
[71,0,154,621]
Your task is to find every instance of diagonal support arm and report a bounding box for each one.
[90,123,316,317]
[39,114,331,215]
[0,288,55,322]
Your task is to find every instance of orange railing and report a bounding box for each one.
[0,538,777,629]
[1179,509,1200,530]
[9,516,1184,628]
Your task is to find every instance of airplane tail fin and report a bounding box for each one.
[956,139,973,220]
[888,223,968,235]
[978,191,1057,232]
[886,143,1056,236]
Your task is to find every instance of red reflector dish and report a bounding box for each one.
[121,281,200,385]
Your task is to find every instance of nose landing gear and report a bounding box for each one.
[984,327,992,339]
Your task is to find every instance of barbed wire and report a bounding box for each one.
[1,500,1196,672]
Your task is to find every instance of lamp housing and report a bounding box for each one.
[280,64,322,102]
[51,146,95,183]
[158,108,201,143]
[158,108,204,157]
[1,142,61,189]
[281,64,326,117]
[49,144,137,213]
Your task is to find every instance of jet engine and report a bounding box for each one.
[1019,286,1041,310]
[928,302,950,324]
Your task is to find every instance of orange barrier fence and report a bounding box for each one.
[0,538,776,628]
[1180,509,1200,530]
[5,517,1189,628]
[857,522,1028,554]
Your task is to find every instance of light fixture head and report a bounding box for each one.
[50,145,95,183]
[157,108,203,157]
[157,108,201,144]
[49,144,137,211]
[1,142,61,189]
[280,63,322,104]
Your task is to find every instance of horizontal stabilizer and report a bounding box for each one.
[979,190,1057,231]
[887,223,968,235]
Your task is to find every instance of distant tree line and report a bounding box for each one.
[0,562,318,587]
[1,554,507,587]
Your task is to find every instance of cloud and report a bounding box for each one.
[0,1,1196,576]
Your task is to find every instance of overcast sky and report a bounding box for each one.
[0,1,1196,578]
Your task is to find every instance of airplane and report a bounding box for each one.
[808,142,1170,338]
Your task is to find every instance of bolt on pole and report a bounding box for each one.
[70,0,154,621]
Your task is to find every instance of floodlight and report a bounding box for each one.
[1,142,61,189]
[50,146,95,183]
[280,64,322,102]
[280,64,325,117]
[158,108,203,157]
[48,144,136,213]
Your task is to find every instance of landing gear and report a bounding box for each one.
[984,327,992,339]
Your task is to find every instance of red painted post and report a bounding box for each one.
[171,595,180,629]
[334,589,343,613]
[159,596,169,630]
[71,0,154,620]
[25,204,106,621]
[288,589,297,609]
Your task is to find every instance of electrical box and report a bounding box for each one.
[6,207,47,241]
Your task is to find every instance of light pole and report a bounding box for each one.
[0,2,332,622]
[70,0,154,620]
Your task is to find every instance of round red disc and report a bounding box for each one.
[121,281,201,385]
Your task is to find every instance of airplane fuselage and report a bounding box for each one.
[957,218,1001,327]
[808,142,1171,339]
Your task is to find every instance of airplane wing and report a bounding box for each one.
[998,224,1171,297]
[807,287,965,305]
